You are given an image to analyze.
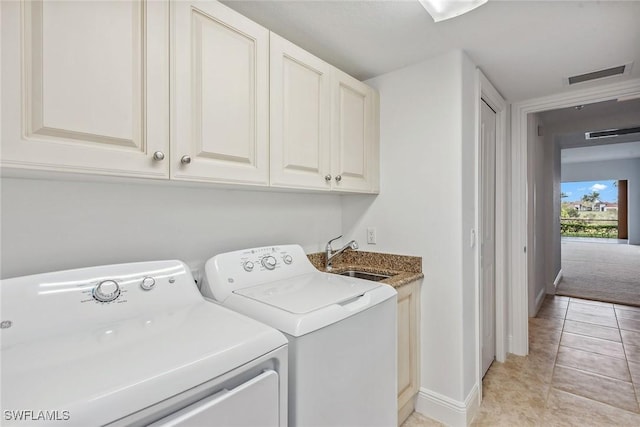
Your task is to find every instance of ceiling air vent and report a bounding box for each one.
[568,65,628,85]
[585,126,640,140]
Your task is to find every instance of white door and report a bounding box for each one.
[481,99,497,377]
[331,70,375,193]
[1,0,169,178]
[171,1,269,185]
[269,32,332,190]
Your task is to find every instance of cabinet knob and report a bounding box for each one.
[181,155,192,165]
[324,174,332,182]
[335,175,342,182]
[153,151,165,161]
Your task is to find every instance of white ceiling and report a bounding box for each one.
[562,141,640,164]
[539,98,640,163]
[222,0,640,102]
[539,98,640,128]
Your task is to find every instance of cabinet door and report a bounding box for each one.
[1,0,169,178]
[270,33,332,190]
[331,70,377,193]
[397,281,420,425]
[172,1,269,185]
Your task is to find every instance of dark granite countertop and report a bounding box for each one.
[307,250,423,289]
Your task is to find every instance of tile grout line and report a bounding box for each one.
[617,304,640,411]
[558,298,640,414]
[543,297,569,412]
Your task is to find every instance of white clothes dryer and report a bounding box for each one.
[0,260,288,427]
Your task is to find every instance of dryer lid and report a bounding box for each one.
[233,272,380,314]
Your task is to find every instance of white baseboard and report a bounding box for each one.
[553,269,563,288]
[415,383,479,426]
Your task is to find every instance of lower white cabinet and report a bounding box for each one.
[397,279,421,426]
[1,0,170,178]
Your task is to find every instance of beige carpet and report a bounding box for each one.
[557,240,640,306]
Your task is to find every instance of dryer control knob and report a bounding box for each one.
[283,255,293,265]
[262,256,277,270]
[140,276,156,291]
[94,280,121,302]
[243,261,255,272]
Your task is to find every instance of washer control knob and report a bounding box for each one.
[140,276,156,291]
[93,280,120,302]
[283,255,293,265]
[243,261,255,272]
[262,256,277,270]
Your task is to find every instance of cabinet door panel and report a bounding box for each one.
[332,70,376,192]
[270,32,331,190]
[396,281,420,425]
[339,86,367,176]
[1,0,169,178]
[172,1,268,185]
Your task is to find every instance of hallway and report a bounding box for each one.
[404,295,640,426]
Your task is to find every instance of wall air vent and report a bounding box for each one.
[568,65,628,85]
[585,126,640,140]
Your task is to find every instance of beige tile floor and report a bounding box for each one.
[403,295,640,426]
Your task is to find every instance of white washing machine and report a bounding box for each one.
[201,244,397,427]
[0,260,287,427]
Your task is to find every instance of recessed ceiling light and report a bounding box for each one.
[575,105,584,111]
[419,0,488,22]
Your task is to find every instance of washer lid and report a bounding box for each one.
[234,272,380,314]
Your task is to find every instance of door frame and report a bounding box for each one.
[475,70,507,401]
[510,78,640,356]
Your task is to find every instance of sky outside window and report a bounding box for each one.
[561,180,618,202]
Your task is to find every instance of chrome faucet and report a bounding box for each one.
[325,235,359,271]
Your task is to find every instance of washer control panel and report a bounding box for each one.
[202,244,319,302]
[236,246,298,274]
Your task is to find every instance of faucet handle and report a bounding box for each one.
[326,235,343,249]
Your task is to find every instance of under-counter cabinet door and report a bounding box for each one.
[269,33,332,190]
[171,1,269,185]
[331,70,378,193]
[1,0,169,178]
[397,281,420,426]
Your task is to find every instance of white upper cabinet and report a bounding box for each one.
[1,0,170,178]
[270,33,379,193]
[171,1,269,185]
[269,33,332,191]
[332,70,379,193]
[2,0,378,193]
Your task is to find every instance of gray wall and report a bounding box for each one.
[527,113,551,315]
[1,177,342,279]
[342,50,480,409]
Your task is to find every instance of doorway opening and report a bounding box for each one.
[560,180,622,240]
[556,179,639,305]
[510,79,640,356]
